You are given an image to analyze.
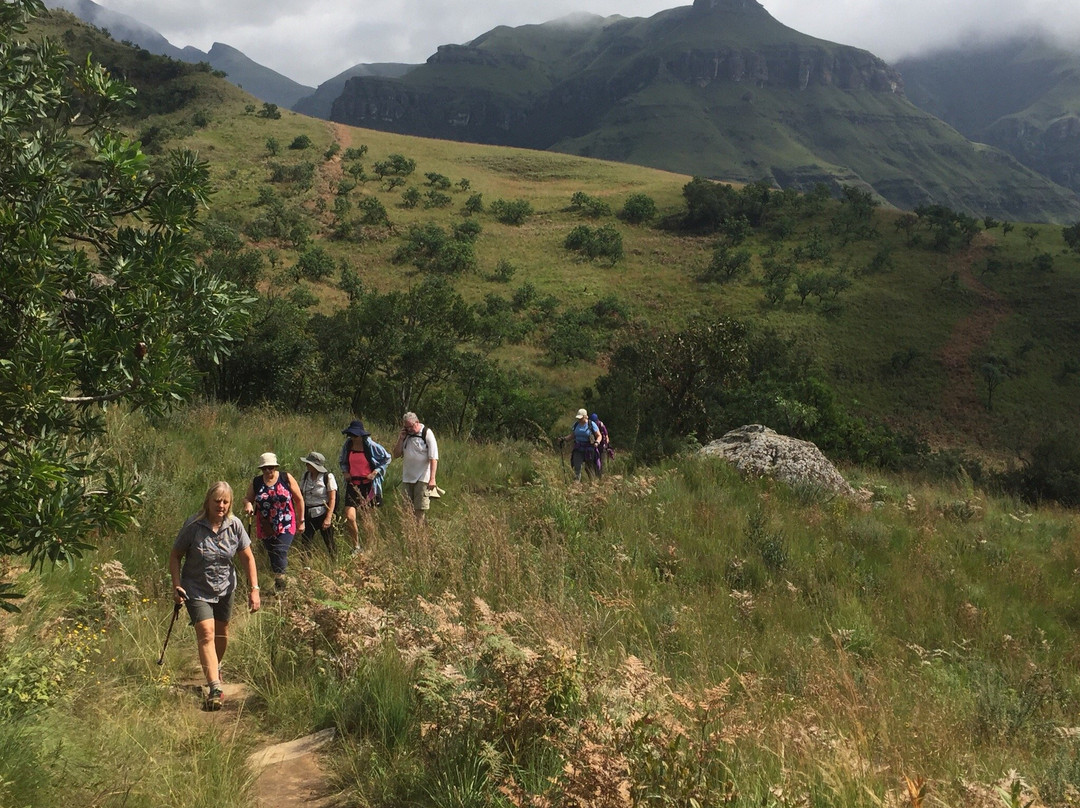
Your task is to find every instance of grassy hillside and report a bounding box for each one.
[30,6,1080,465]
[4,405,1080,807]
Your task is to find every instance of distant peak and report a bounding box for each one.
[692,0,766,12]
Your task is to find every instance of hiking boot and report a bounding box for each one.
[205,685,224,712]
[350,546,362,558]
[274,574,287,591]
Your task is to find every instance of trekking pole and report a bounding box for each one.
[157,589,185,666]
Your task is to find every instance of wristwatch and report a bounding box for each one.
[251,585,260,590]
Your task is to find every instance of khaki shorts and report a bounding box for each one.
[402,480,431,513]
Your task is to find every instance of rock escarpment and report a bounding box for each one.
[700,424,856,498]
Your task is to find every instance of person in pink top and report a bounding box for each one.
[242,452,304,590]
[337,420,391,555]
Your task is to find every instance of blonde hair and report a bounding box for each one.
[198,481,234,522]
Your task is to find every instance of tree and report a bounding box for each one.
[1063,221,1080,254]
[620,193,657,224]
[698,243,752,283]
[0,0,252,608]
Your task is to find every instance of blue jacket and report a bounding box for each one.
[338,436,391,501]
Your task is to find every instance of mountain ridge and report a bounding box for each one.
[328,1,1079,221]
[42,0,315,107]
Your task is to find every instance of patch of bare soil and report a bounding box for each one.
[933,236,1012,445]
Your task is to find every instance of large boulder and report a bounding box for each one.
[700,424,855,497]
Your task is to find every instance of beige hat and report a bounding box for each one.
[257,452,279,468]
[576,408,588,421]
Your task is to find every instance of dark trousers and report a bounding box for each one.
[571,445,596,481]
[301,509,336,556]
[262,531,295,574]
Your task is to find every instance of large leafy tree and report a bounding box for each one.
[0,0,250,608]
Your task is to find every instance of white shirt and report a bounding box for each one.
[300,470,338,508]
[401,425,438,484]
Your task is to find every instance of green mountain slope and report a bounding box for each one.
[329,0,1080,223]
[292,62,415,119]
[898,36,1080,198]
[22,8,1080,459]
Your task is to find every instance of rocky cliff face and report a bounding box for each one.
[329,6,1080,221]
[664,45,902,93]
[332,32,903,147]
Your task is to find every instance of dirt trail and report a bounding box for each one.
[176,605,343,807]
[312,123,353,214]
[933,235,1012,443]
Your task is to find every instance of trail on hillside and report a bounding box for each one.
[173,603,343,807]
[311,123,353,223]
[934,235,1012,445]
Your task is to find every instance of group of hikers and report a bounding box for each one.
[168,408,609,710]
[168,411,439,710]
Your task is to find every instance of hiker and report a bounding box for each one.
[337,419,391,554]
[242,452,304,590]
[393,411,439,521]
[590,412,612,477]
[169,481,260,711]
[561,408,600,482]
[298,450,338,557]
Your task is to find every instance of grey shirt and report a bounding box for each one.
[172,513,251,602]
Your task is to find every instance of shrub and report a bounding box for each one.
[257,102,281,119]
[490,259,515,283]
[570,191,611,218]
[357,196,390,227]
[294,246,336,282]
[424,172,452,189]
[289,134,312,150]
[564,224,623,263]
[620,193,656,224]
[698,243,752,282]
[423,190,452,209]
[489,198,533,225]
[462,193,484,216]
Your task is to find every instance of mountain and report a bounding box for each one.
[292,62,416,119]
[199,42,314,109]
[42,0,315,108]
[897,36,1080,199]
[328,0,1080,222]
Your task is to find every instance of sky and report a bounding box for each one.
[98,0,1080,87]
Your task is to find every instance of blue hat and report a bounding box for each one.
[342,420,370,437]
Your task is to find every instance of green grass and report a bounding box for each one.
[7,404,1080,805]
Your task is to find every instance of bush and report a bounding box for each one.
[564,224,623,263]
[620,193,656,224]
[294,246,335,282]
[257,102,281,119]
[489,198,533,225]
[289,135,313,150]
[570,191,611,218]
[1003,431,1080,506]
[357,196,390,227]
[462,193,485,216]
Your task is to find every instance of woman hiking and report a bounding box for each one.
[169,481,260,711]
[243,452,304,590]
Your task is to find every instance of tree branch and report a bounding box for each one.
[61,379,139,404]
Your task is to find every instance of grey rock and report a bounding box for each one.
[700,424,855,497]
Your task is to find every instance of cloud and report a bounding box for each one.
[98,0,1078,86]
